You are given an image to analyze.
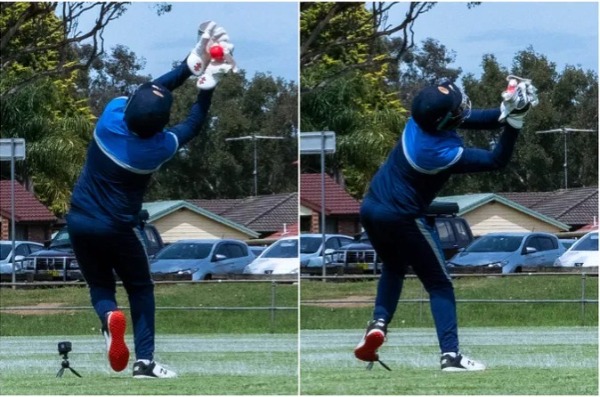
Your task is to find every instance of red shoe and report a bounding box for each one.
[354,319,391,370]
[102,310,130,372]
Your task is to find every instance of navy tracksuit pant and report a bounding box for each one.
[360,198,458,353]
[67,211,155,360]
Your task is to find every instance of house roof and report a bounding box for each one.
[435,193,570,231]
[0,180,56,223]
[142,200,259,238]
[189,192,298,234]
[266,222,299,239]
[499,187,598,226]
[300,173,360,215]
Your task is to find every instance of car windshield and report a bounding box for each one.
[0,244,11,260]
[465,235,523,253]
[300,236,321,254]
[155,243,213,260]
[572,233,598,252]
[263,239,298,258]
[50,229,72,249]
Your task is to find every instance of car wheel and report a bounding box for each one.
[203,273,212,281]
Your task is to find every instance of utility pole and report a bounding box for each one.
[535,127,596,189]
[226,134,285,196]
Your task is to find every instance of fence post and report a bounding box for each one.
[580,273,587,326]
[270,281,276,333]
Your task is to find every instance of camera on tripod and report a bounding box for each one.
[58,341,72,356]
[56,341,81,378]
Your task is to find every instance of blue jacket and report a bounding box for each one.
[70,62,212,227]
[365,108,518,216]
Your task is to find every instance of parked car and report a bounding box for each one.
[151,239,254,281]
[299,233,354,273]
[330,202,474,273]
[244,236,299,275]
[0,241,44,274]
[22,219,164,281]
[447,232,565,274]
[554,231,598,268]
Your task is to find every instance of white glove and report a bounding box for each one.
[195,24,238,90]
[498,75,539,128]
[186,21,217,76]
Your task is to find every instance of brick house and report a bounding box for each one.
[300,173,361,236]
[0,180,56,242]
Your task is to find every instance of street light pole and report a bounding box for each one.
[536,127,596,189]
[226,134,285,196]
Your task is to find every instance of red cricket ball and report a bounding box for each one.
[209,45,224,60]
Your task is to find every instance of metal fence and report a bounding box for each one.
[300,271,599,325]
[0,279,298,332]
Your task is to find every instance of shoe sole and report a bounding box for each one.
[107,311,129,372]
[442,366,486,372]
[354,329,385,362]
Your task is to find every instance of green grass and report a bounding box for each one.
[1,334,298,395]
[0,282,298,336]
[300,328,598,395]
[300,275,598,328]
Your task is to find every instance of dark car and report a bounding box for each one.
[22,218,164,281]
[330,202,474,274]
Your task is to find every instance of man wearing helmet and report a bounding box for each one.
[354,78,538,371]
[66,21,235,379]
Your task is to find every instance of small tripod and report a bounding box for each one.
[56,352,82,378]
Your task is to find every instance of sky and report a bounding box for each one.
[79,2,299,83]
[80,2,598,86]
[390,1,598,79]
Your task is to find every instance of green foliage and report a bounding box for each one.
[445,48,598,194]
[301,3,407,196]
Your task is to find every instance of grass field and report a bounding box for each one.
[300,327,598,395]
[0,333,298,395]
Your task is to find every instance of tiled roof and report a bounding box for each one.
[300,173,361,215]
[142,200,259,238]
[0,180,56,222]
[189,192,298,233]
[500,187,598,226]
[436,193,570,231]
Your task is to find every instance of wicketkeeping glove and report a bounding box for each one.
[498,75,539,129]
[186,21,238,90]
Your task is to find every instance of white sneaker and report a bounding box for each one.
[440,352,486,372]
[132,360,177,378]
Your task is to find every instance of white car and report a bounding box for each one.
[554,231,598,267]
[243,236,299,275]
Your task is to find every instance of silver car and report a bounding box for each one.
[150,239,255,281]
[0,240,44,274]
[447,232,565,273]
[299,233,354,269]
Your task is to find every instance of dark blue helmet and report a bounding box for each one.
[411,81,471,133]
[124,82,173,138]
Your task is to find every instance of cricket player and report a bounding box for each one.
[354,78,538,371]
[66,21,235,378]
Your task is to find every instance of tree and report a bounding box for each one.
[0,2,128,98]
[442,48,598,194]
[0,3,171,214]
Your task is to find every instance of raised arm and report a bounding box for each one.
[168,89,214,148]
[449,124,520,173]
[459,108,505,130]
